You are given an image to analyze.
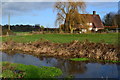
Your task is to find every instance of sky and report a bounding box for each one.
[1,1,119,28]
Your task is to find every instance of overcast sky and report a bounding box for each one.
[1,1,119,28]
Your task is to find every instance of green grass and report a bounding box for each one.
[1,62,62,78]
[70,58,89,61]
[70,58,120,63]
[1,33,118,44]
[14,32,30,35]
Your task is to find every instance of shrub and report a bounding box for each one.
[2,29,16,35]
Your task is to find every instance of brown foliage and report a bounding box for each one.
[2,39,119,61]
[54,0,89,33]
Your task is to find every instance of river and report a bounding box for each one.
[1,52,120,79]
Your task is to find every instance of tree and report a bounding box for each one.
[54,0,87,33]
[103,12,120,27]
[103,12,116,26]
[40,25,44,33]
[113,14,120,27]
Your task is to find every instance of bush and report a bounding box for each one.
[2,29,16,35]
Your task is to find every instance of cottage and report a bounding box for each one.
[80,11,104,32]
[60,11,104,33]
[84,11,104,31]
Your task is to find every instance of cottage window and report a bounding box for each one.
[87,23,92,26]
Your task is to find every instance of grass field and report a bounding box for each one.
[14,32,30,35]
[1,33,119,44]
[1,62,62,78]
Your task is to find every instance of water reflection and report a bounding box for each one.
[117,65,120,79]
[1,52,120,78]
[52,59,87,77]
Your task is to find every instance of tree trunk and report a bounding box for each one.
[64,13,70,33]
[70,28,74,33]
[70,25,73,33]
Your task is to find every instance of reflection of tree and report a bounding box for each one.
[68,61,87,75]
[3,51,15,56]
[38,56,57,65]
[39,57,87,76]
[3,52,87,77]
[55,59,87,76]
[2,52,14,61]
[17,53,25,58]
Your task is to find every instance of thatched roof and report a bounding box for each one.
[80,14,104,29]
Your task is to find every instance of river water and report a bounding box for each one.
[1,52,120,79]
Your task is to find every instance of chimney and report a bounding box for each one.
[93,11,96,15]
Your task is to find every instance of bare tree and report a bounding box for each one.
[103,12,120,27]
[54,0,87,33]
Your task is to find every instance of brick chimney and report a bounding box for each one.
[93,11,96,15]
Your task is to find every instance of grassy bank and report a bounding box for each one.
[1,62,62,78]
[1,33,118,44]
[70,58,120,63]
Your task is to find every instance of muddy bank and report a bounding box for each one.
[1,39,120,61]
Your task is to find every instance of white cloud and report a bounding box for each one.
[1,1,118,17]
[2,2,54,16]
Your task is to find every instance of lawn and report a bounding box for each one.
[1,62,62,78]
[1,33,119,44]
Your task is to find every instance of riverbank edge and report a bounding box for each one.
[1,50,120,64]
[1,40,120,62]
[1,61,62,78]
